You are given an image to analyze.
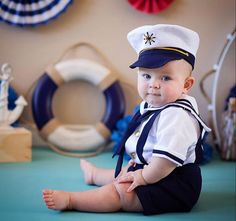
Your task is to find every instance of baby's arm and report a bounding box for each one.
[118,157,176,192]
[142,157,176,184]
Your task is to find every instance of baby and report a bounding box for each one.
[43,24,210,215]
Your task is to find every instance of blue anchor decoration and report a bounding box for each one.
[0,63,27,128]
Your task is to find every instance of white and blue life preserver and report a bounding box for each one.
[32,59,125,151]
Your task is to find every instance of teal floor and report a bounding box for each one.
[0,146,235,221]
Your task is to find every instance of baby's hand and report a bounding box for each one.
[115,160,136,180]
[118,169,147,192]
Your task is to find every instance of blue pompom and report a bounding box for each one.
[201,142,213,165]
[111,106,140,160]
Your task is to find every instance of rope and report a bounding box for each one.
[56,42,117,73]
[199,69,215,104]
[47,141,113,158]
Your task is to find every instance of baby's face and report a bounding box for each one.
[137,59,193,107]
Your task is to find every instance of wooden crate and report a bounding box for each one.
[0,127,32,162]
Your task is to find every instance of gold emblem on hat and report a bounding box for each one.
[144,32,156,45]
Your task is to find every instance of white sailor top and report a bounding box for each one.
[125,95,211,166]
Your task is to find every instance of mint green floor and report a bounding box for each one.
[0,146,235,221]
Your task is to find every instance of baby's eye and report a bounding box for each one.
[142,73,151,80]
[161,76,171,81]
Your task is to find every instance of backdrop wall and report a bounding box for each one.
[0,0,235,145]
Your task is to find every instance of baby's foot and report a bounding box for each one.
[80,159,95,185]
[42,189,71,210]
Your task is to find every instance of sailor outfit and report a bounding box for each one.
[125,95,208,166]
[114,95,211,215]
[113,24,211,215]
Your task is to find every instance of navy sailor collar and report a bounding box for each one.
[139,95,211,133]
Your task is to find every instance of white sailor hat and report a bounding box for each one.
[127,24,200,69]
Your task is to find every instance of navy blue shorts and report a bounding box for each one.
[128,163,202,215]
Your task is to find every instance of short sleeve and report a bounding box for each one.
[152,107,199,166]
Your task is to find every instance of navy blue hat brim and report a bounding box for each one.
[129,48,195,69]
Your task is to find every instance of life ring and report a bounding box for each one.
[32,59,125,151]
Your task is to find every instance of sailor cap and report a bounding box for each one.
[127,24,200,69]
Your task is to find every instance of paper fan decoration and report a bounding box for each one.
[128,0,175,14]
[0,0,73,27]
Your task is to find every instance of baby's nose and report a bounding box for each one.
[149,80,160,89]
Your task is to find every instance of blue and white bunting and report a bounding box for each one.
[0,0,73,27]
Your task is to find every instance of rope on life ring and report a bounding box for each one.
[32,58,125,156]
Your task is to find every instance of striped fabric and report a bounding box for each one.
[0,0,73,27]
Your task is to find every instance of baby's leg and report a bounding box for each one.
[80,159,115,186]
[42,182,143,213]
[43,184,120,212]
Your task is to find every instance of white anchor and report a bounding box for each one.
[0,63,27,128]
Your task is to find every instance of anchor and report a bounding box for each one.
[0,63,27,128]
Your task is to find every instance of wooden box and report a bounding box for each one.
[0,127,32,162]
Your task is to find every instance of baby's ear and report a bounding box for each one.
[183,76,195,94]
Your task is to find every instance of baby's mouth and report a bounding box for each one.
[147,93,160,96]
